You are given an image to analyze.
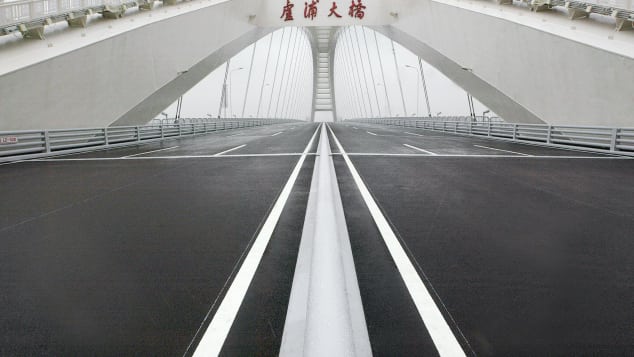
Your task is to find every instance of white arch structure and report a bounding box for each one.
[0,0,633,130]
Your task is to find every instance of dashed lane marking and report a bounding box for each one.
[213,144,247,156]
[190,124,322,357]
[403,144,438,156]
[474,144,531,156]
[121,146,179,158]
[366,131,378,136]
[404,131,425,137]
[328,124,466,357]
[271,131,284,137]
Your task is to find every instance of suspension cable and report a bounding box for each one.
[266,27,287,118]
[256,33,274,118]
[346,28,371,118]
[417,57,432,117]
[342,28,367,118]
[391,39,408,117]
[374,31,392,117]
[353,26,375,118]
[273,27,296,118]
[283,30,307,119]
[241,42,257,118]
[278,28,301,118]
[360,26,381,118]
[337,33,360,119]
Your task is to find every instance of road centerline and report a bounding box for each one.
[280,125,371,356]
[191,124,321,357]
[328,124,466,357]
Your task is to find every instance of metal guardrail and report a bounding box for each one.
[0,118,294,163]
[353,118,634,156]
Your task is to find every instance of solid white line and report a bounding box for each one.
[366,131,377,136]
[271,131,283,137]
[404,131,425,137]
[192,124,322,357]
[474,144,531,156]
[121,146,179,158]
[403,144,438,156]
[328,124,466,357]
[213,144,246,156]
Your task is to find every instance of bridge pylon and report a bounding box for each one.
[308,27,338,122]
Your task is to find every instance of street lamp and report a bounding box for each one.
[483,110,490,122]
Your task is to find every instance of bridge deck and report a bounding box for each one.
[1,122,633,355]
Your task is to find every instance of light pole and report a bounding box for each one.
[483,110,490,122]
[228,67,244,118]
[405,65,420,117]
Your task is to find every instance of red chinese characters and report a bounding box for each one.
[348,0,366,19]
[304,0,319,20]
[328,1,342,17]
[283,0,365,21]
[281,0,295,21]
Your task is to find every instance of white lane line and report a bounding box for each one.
[366,131,378,136]
[192,124,322,357]
[405,131,425,137]
[271,131,284,137]
[121,146,179,158]
[474,144,531,156]
[328,124,466,357]
[403,144,438,156]
[226,133,241,137]
[353,126,359,130]
[213,144,246,156]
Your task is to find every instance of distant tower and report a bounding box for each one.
[308,27,338,122]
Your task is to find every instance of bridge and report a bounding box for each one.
[1,0,634,355]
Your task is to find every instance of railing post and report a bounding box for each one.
[204,123,208,133]
[610,128,619,152]
[136,126,141,142]
[546,125,552,144]
[160,125,164,138]
[487,122,492,137]
[178,123,182,137]
[44,130,51,153]
[191,123,195,135]
[469,121,473,136]
[513,124,518,141]
[104,127,110,145]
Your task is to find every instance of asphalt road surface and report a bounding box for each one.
[1,121,632,356]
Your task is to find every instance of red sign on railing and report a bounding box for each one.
[0,136,18,145]
[281,0,366,21]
